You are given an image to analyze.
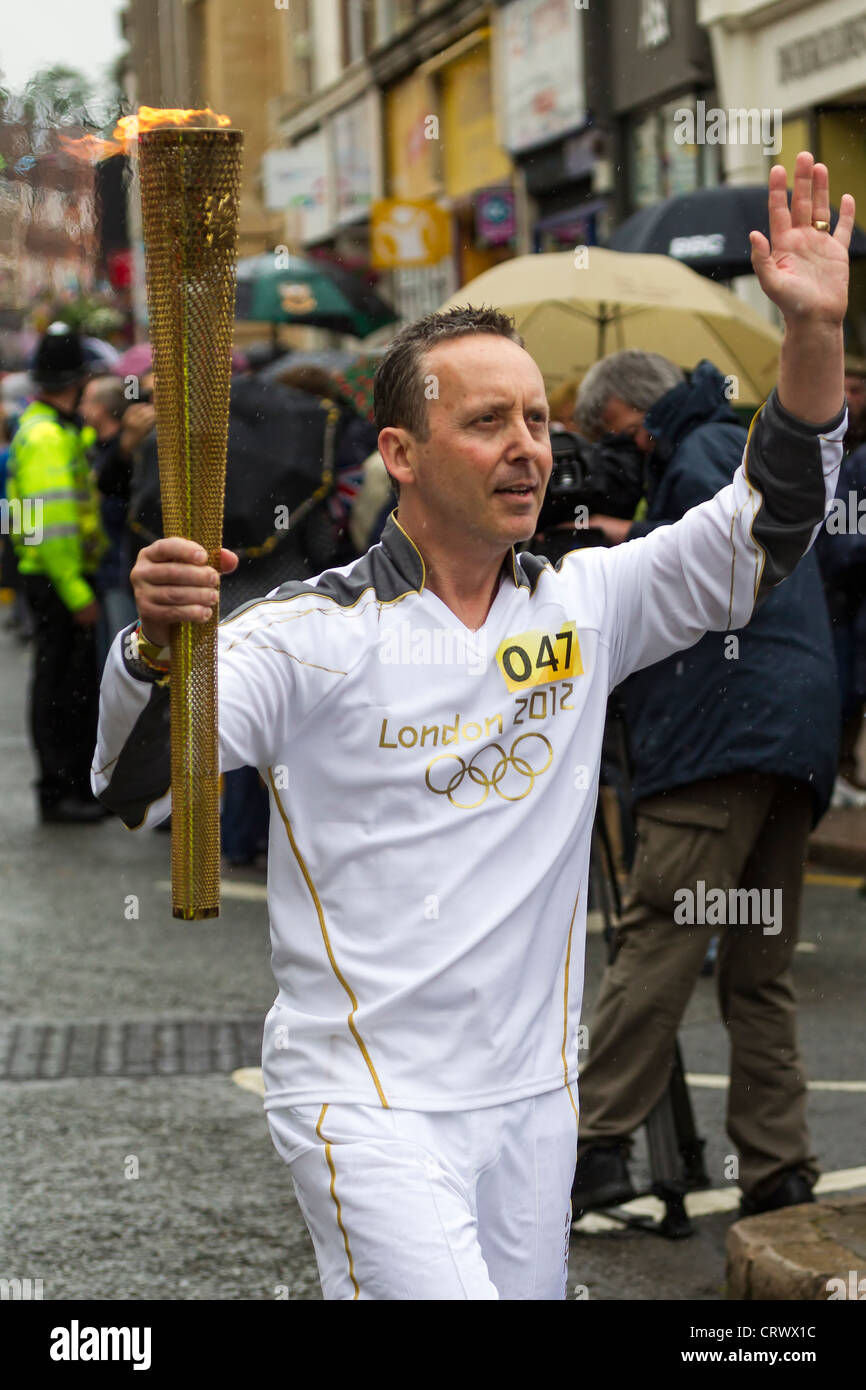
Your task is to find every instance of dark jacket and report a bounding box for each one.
[94,433,135,592]
[622,361,839,821]
[815,441,866,709]
[816,442,866,622]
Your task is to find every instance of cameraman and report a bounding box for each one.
[571,350,838,1218]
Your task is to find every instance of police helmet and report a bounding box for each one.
[30,322,90,389]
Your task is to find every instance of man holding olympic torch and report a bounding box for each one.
[93,156,853,1299]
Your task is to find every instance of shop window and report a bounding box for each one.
[374,0,419,46]
[342,0,374,66]
[627,96,721,214]
[291,0,314,98]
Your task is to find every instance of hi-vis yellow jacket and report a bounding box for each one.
[6,399,107,612]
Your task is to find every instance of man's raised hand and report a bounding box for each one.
[131,537,239,650]
[750,152,854,325]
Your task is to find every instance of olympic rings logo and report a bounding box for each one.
[425,733,554,809]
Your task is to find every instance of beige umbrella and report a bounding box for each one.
[438,248,781,405]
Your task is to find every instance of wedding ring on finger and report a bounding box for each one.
[812,219,831,232]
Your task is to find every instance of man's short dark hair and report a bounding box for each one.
[373,305,524,442]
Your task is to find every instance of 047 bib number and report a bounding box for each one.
[495,621,582,693]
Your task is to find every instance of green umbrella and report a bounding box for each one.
[235,253,397,339]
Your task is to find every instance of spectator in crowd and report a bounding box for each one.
[275,364,378,556]
[816,362,866,803]
[571,349,839,1218]
[0,373,35,639]
[842,358,866,452]
[79,374,140,669]
[6,324,107,823]
[547,376,582,433]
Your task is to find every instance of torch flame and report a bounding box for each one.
[115,106,232,149]
[55,107,233,162]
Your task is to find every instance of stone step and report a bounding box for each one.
[727,1197,866,1300]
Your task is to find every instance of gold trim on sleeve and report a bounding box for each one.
[740,404,767,603]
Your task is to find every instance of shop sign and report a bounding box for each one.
[371,198,451,268]
[475,189,516,245]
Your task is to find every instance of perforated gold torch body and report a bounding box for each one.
[138,126,243,919]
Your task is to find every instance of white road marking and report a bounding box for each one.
[157,879,268,903]
[574,1165,866,1232]
[686,1072,866,1093]
[232,1067,265,1097]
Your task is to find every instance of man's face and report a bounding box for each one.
[600,397,654,455]
[845,374,866,427]
[390,335,553,552]
[78,380,104,430]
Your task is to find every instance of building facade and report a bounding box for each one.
[0,124,97,320]
[122,0,289,337]
[266,1,520,321]
[119,0,866,347]
[698,0,866,347]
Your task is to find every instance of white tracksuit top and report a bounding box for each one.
[93,391,845,1112]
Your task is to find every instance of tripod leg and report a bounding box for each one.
[644,1079,694,1239]
[669,1041,711,1189]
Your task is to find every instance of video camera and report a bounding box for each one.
[531,428,646,564]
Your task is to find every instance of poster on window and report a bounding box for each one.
[332,95,377,227]
[500,0,586,153]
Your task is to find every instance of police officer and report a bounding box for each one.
[7,323,108,822]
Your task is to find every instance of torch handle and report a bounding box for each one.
[138,126,242,921]
[169,564,221,921]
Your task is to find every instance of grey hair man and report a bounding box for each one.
[570,345,841,1219]
[575,349,685,450]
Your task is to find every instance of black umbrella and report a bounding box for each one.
[607,185,866,279]
[129,375,358,611]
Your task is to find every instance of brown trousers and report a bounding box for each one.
[578,772,819,1199]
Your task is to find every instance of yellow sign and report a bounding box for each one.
[386,71,439,202]
[440,46,511,200]
[495,622,582,693]
[371,198,451,269]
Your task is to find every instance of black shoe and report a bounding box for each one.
[572,1143,637,1212]
[739,1170,815,1218]
[41,797,108,825]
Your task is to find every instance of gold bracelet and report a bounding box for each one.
[137,623,171,669]
[122,623,171,686]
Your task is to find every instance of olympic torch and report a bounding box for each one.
[126,109,243,920]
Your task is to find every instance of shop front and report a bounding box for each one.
[381,65,454,317]
[496,0,603,253]
[607,0,720,221]
[699,0,866,347]
[439,36,515,285]
[379,30,516,316]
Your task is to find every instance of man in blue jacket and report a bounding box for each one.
[571,351,838,1217]
[816,434,866,804]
